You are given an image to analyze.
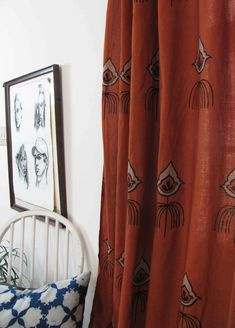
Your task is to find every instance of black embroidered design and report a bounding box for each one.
[128,161,142,193]
[189,79,214,109]
[146,52,159,119]
[193,38,211,73]
[133,258,150,287]
[128,200,142,226]
[132,258,150,320]
[132,290,148,320]
[177,273,201,328]
[156,201,184,238]
[147,52,159,82]
[116,273,123,291]
[221,169,235,198]
[156,162,184,237]
[190,37,214,110]
[145,87,158,119]
[104,239,113,255]
[215,206,235,243]
[116,252,125,291]
[215,170,235,244]
[120,91,130,114]
[120,59,131,85]
[100,239,114,278]
[103,58,119,87]
[181,273,200,307]
[117,252,125,268]
[102,92,119,119]
[177,312,201,328]
[157,162,184,197]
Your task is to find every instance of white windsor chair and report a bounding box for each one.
[0,210,85,288]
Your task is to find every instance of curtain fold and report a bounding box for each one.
[90,1,235,327]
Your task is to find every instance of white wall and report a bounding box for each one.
[0,0,107,326]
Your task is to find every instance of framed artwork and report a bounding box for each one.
[4,65,67,216]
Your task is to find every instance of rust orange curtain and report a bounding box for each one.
[90,1,235,327]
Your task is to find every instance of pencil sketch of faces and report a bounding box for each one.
[16,144,29,188]
[34,84,46,130]
[14,94,23,131]
[32,138,49,187]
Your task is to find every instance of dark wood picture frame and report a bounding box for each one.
[4,65,67,216]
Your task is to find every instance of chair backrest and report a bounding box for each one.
[0,210,85,288]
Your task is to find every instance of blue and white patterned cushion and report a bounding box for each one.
[0,272,90,328]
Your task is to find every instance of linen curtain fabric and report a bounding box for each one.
[90,1,235,327]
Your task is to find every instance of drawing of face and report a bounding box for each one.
[35,153,47,177]
[32,138,49,186]
[38,92,45,125]
[14,94,22,130]
[19,150,27,177]
[16,145,29,188]
[34,85,46,130]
